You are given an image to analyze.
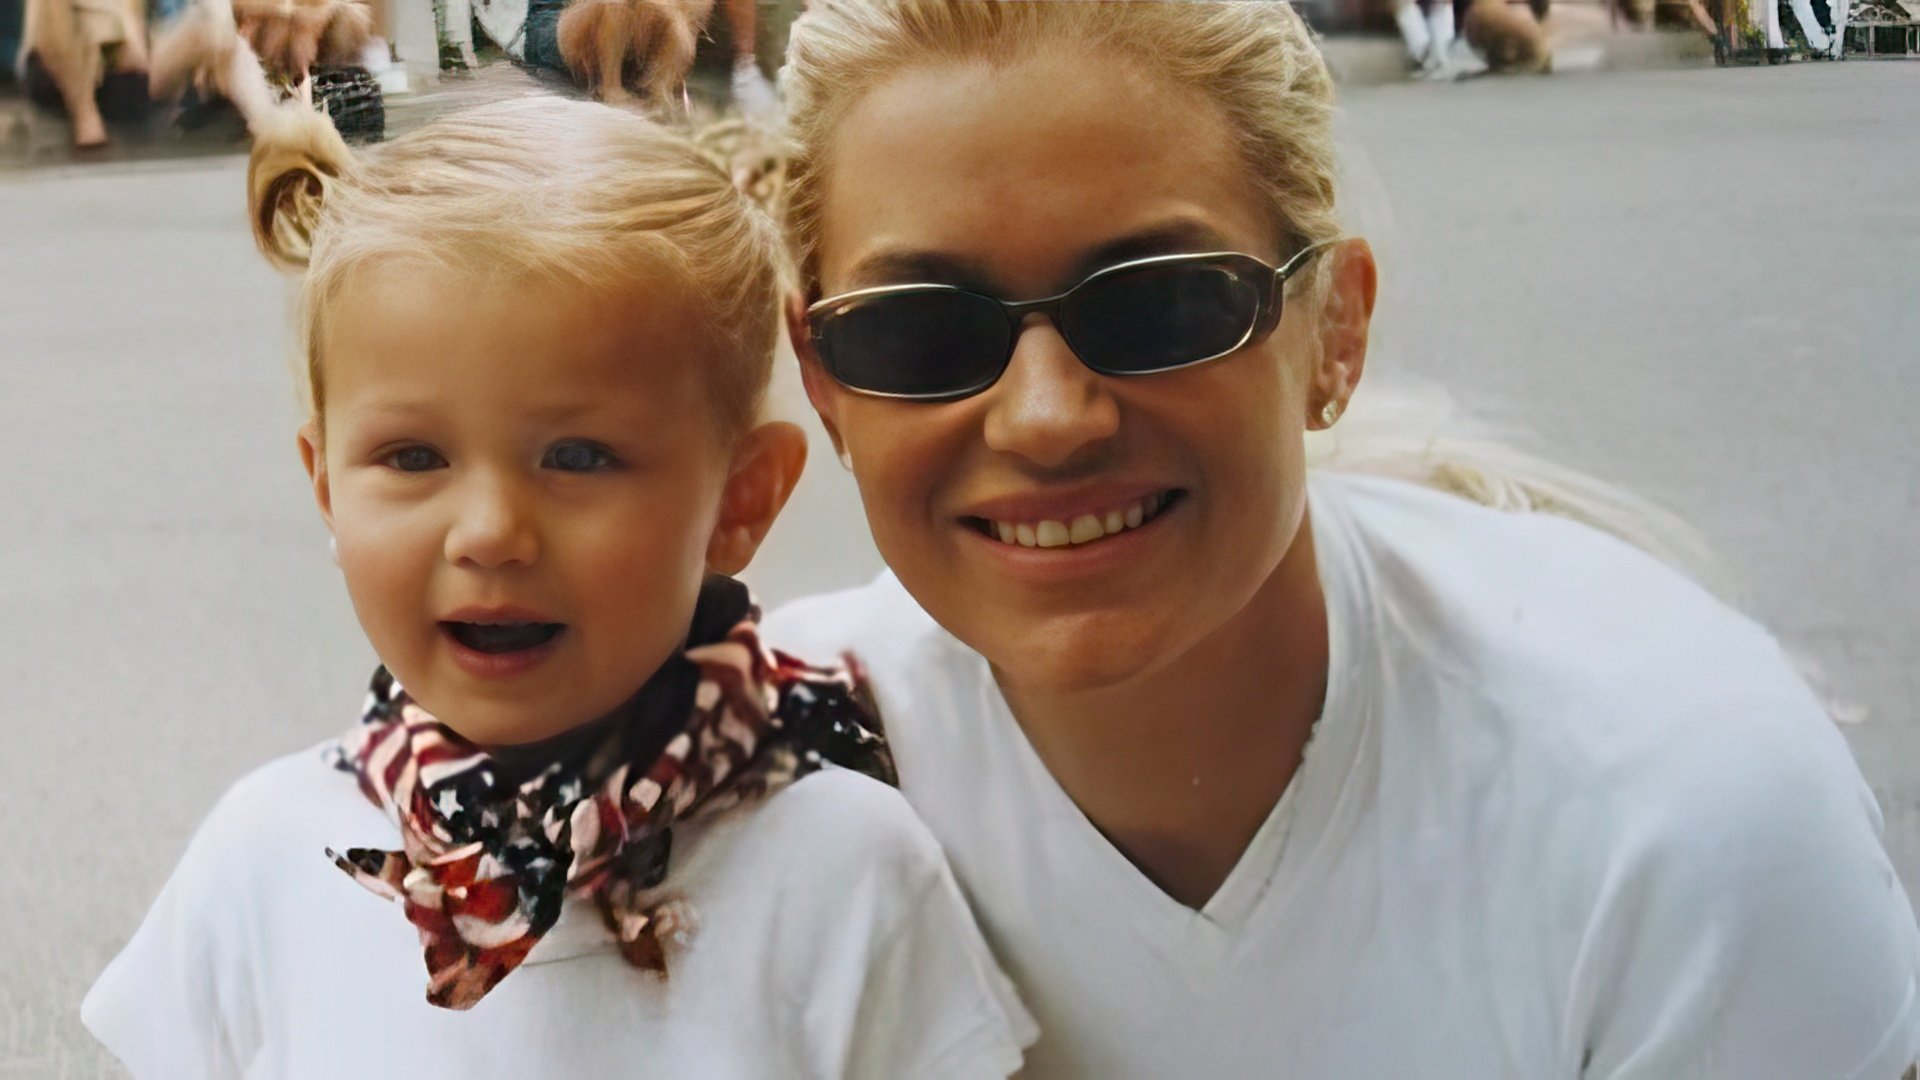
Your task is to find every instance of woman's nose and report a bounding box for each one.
[443,473,540,569]
[981,316,1121,470]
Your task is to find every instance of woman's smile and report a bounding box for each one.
[963,488,1184,550]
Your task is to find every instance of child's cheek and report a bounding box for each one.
[329,490,441,685]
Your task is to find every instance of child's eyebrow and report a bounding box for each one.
[342,401,439,423]
[524,402,612,423]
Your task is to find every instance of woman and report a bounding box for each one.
[759,1,1920,1076]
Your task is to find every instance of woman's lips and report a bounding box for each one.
[964,489,1183,550]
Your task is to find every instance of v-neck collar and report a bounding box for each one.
[969,478,1379,948]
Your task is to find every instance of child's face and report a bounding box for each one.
[300,264,802,747]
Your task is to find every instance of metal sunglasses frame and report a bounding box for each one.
[805,241,1336,402]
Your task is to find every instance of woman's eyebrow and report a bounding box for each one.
[838,218,1234,294]
[842,249,991,289]
[1069,219,1235,279]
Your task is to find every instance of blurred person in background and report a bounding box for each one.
[762,1,1920,1076]
[2,0,22,89]
[1391,0,1489,78]
[19,0,148,147]
[1760,0,1849,57]
[521,0,780,116]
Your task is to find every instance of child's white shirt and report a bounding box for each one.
[83,749,1035,1079]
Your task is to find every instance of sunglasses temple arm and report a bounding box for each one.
[1275,238,1338,285]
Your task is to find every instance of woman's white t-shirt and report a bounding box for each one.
[82,751,1035,1079]
[763,472,1920,1079]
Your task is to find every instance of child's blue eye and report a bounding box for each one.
[544,440,617,472]
[383,446,446,472]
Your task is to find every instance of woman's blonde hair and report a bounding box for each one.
[778,0,1718,586]
[249,94,785,437]
[780,0,1340,300]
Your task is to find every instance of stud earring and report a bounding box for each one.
[837,446,853,471]
[1320,398,1343,427]
[328,534,339,567]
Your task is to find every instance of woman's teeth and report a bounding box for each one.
[984,493,1173,549]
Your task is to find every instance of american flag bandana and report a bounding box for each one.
[326,577,893,1010]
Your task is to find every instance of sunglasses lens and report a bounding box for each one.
[818,290,1010,399]
[1061,260,1263,374]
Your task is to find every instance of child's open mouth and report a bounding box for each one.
[440,621,567,654]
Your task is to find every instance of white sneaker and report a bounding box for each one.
[1447,38,1491,77]
[357,36,393,74]
[1415,46,1454,79]
[731,59,780,126]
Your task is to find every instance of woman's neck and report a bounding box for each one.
[996,514,1330,909]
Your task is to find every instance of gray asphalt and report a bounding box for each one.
[3,60,1917,1076]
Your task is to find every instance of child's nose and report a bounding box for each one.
[444,475,540,569]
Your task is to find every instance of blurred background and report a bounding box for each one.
[3,0,1917,1073]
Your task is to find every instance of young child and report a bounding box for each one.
[80,82,1033,1078]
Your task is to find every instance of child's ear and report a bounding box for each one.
[297,421,335,534]
[784,291,850,464]
[706,421,809,576]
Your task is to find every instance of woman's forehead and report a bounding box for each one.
[815,50,1273,295]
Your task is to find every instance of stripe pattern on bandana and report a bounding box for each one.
[326,577,893,1010]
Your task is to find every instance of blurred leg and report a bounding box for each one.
[1685,0,1716,36]
[1426,0,1456,56]
[1394,0,1433,63]
[1762,0,1785,50]
[724,0,753,61]
[725,0,776,120]
[1785,0,1830,49]
[24,0,109,145]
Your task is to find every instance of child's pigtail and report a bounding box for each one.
[152,1,356,272]
[246,102,354,272]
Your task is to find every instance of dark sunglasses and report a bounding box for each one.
[805,242,1333,402]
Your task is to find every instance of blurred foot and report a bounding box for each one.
[1414,46,1452,79]
[358,36,393,73]
[1448,38,1491,77]
[731,57,778,125]
[71,109,108,148]
[1416,39,1490,80]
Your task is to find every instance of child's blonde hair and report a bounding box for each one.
[249,94,785,437]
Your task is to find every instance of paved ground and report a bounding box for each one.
[2,60,1916,1076]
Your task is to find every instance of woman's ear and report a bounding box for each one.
[297,420,335,534]
[1308,238,1378,427]
[706,421,809,576]
[785,292,850,463]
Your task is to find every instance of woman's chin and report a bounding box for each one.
[974,611,1188,699]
